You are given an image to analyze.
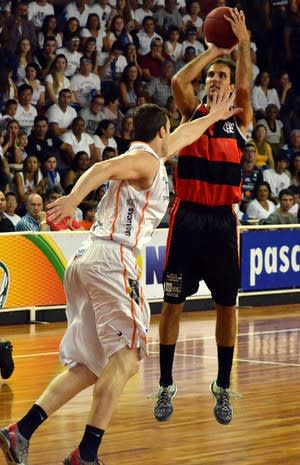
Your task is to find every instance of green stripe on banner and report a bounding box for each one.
[25,234,66,283]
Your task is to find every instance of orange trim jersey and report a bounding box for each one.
[91,143,170,253]
[175,104,246,206]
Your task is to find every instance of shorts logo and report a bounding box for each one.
[127,278,140,305]
[164,272,183,298]
[223,122,235,134]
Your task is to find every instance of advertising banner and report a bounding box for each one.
[240,229,300,291]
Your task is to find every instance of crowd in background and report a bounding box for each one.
[0,0,300,232]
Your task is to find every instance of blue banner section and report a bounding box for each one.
[145,245,165,285]
[241,229,300,291]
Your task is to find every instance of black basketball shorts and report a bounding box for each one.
[163,200,240,307]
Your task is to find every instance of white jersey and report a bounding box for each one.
[90,143,169,253]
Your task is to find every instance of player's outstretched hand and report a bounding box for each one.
[46,195,76,224]
[210,90,242,121]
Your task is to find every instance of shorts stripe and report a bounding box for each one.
[165,197,180,267]
[133,191,150,249]
[120,244,137,348]
[110,181,124,240]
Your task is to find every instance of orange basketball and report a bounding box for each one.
[203,7,238,49]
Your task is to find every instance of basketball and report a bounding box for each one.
[203,7,238,49]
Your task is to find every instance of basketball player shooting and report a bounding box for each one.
[153,8,253,426]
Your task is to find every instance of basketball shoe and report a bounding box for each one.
[63,448,105,465]
[0,341,14,379]
[0,423,29,465]
[210,380,241,425]
[152,383,177,421]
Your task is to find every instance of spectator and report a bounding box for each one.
[81,37,98,74]
[108,0,136,30]
[90,0,111,28]
[125,89,152,117]
[256,104,284,157]
[4,192,21,227]
[70,57,101,109]
[93,119,118,160]
[41,153,63,189]
[249,124,274,169]
[288,184,300,217]
[80,13,106,52]
[80,93,105,136]
[2,120,22,166]
[289,152,300,186]
[182,1,203,38]
[15,193,48,231]
[163,26,183,64]
[118,64,143,112]
[281,129,300,160]
[182,26,205,56]
[246,181,276,221]
[123,43,142,72]
[139,38,166,82]
[58,36,82,79]
[260,188,298,224]
[33,36,58,81]
[154,0,184,39]
[1,2,37,53]
[14,154,44,204]
[0,66,18,113]
[115,115,133,152]
[27,116,66,165]
[251,71,281,119]
[22,63,45,108]
[134,0,154,26]
[37,15,63,50]
[61,17,81,44]
[60,116,97,165]
[102,93,124,128]
[28,0,55,30]
[241,143,263,203]
[97,40,127,99]
[16,38,33,84]
[14,84,38,135]
[0,100,18,132]
[136,16,162,56]
[63,0,91,28]
[0,191,14,232]
[263,151,291,204]
[175,45,197,71]
[103,15,133,52]
[44,185,83,231]
[146,60,174,107]
[0,158,10,195]
[63,150,90,191]
[46,88,77,138]
[102,146,117,160]
[45,54,71,105]
[79,200,97,230]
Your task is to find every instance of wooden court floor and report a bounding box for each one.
[1,304,300,465]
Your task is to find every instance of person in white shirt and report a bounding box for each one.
[182,27,205,56]
[136,16,162,56]
[28,0,54,29]
[246,181,276,220]
[89,0,112,30]
[70,57,101,109]
[14,84,37,135]
[58,36,82,78]
[134,0,153,26]
[93,119,118,160]
[64,0,91,28]
[46,89,77,138]
[4,192,21,226]
[61,116,98,164]
[263,151,291,204]
[251,71,281,118]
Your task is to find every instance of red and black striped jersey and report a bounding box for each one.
[175,103,246,206]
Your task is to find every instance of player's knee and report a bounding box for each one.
[162,302,184,319]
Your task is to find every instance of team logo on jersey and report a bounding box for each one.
[0,261,10,309]
[127,278,140,305]
[223,122,235,134]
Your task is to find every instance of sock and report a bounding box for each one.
[216,345,234,389]
[79,424,104,462]
[159,344,176,387]
[17,404,48,440]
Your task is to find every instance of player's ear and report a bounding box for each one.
[159,126,166,139]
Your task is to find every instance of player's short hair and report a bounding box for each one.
[133,104,168,142]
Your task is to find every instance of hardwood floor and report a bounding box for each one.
[0,304,300,465]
